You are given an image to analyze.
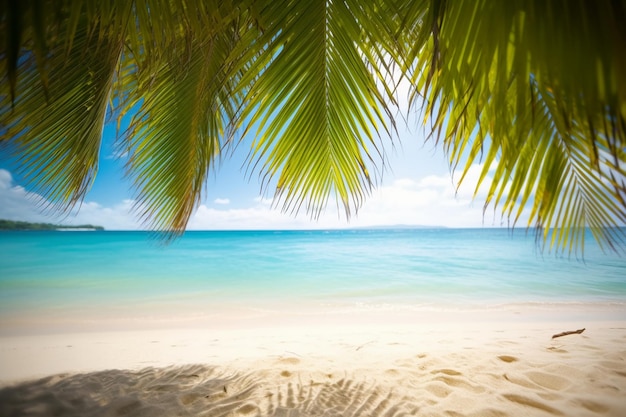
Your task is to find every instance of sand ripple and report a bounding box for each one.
[1,349,625,417]
[1,327,625,416]
[0,365,412,417]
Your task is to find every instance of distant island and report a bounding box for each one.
[0,219,104,231]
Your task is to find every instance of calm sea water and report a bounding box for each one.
[1,228,625,327]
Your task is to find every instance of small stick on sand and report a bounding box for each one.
[551,328,585,339]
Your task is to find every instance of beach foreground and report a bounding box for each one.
[1,313,625,417]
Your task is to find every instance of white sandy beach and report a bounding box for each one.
[1,306,625,417]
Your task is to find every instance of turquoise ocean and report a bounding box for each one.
[1,228,625,333]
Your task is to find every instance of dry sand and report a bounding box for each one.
[1,310,625,416]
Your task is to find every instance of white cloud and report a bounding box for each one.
[348,170,506,228]
[253,196,274,205]
[186,163,528,230]
[418,174,451,188]
[0,165,527,231]
[187,203,314,230]
[0,169,50,223]
[0,169,12,189]
[0,169,141,230]
[67,199,143,230]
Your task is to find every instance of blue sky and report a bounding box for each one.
[0,117,513,230]
[0,81,516,231]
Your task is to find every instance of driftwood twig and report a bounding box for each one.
[551,328,585,339]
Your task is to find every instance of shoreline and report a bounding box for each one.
[2,297,625,336]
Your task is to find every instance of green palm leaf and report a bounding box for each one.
[400,0,626,254]
[1,0,625,254]
[235,0,395,219]
[1,1,128,211]
[113,2,247,234]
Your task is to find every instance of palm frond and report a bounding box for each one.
[402,0,626,254]
[2,0,625,254]
[1,2,128,211]
[116,3,247,235]
[235,0,395,219]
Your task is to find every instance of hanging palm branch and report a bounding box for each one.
[0,1,129,211]
[399,0,626,254]
[1,0,624,254]
[232,0,396,219]
[115,2,250,235]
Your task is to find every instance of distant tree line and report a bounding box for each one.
[0,219,104,231]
